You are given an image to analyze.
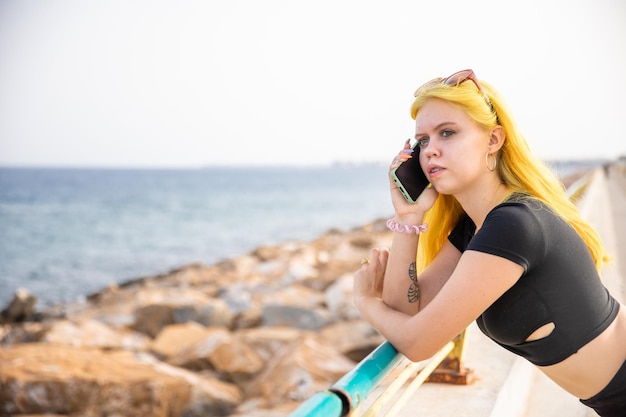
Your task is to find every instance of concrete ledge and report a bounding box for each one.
[489,357,534,417]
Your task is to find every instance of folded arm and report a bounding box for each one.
[354,249,523,362]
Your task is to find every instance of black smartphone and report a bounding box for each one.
[390,141,430,204]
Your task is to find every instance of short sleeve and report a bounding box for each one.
[448,214,476,252]
[467,202,546,272]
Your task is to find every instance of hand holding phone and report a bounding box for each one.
[390,141,430,204]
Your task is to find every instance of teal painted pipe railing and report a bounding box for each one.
[288,390,345,417]
[331,341,403,410]
[288,341,403,417]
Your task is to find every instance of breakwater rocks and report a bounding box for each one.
[0,219,393,417]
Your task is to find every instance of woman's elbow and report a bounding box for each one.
[395,339,441,363]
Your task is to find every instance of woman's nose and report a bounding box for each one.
[422,141,439,158]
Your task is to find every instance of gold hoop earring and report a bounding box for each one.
[485,152,497,172]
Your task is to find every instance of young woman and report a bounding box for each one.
[353,69,626,416]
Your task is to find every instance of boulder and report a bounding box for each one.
[238,326,303,362]
[169,327,231,370]
[42,319,149,350]
[205,335,265,383]
[151,321,214,358]
[281,247,319,284]
[319,320,383,362]
[168,328,264,383]
[262,304,332,330]
[0,322,46,345]
[324,273,360,321]
[134,303,175,337]
[1,288,37,323]
[0,344,242,417]
[245,335,355,407]
[134,298,233,338]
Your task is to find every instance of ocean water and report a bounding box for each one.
[0,165,393,308]
[0,160,602,309]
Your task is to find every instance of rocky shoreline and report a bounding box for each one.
[1,217,395,417]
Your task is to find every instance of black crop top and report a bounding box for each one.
[448,196,619,366]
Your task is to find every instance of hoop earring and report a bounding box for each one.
[485,152,497,172]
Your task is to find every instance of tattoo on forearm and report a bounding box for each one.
[407,262,420,304]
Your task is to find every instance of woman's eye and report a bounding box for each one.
[417,137,430,148]
[441,129,454,138]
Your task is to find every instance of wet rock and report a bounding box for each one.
[1,288,37,323]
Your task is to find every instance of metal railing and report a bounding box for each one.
[288,330,472,417]
[289,167,599,417]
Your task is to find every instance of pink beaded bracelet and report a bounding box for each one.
[386,218,428,234]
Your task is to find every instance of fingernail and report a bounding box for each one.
[402,149,414,154]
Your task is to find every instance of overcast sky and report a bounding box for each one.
[0,0,624,168]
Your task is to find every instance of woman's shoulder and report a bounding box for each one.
[491,192,554,219]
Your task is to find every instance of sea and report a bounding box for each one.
[0,160,603,309]
[0,165,395,308]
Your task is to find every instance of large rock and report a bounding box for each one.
[245,335,355,407]
[238,326,303,362]
[168,328,264,384]
[262,304,332,330]
[325,273,361,320]
[134,298,233,338]
[151,321,214,358]
[0,322,46,345]
[0,344,242,416]
[1,288,37,323]
[260,284,331,330]
[43,319,149,350]
[319,320,383,362]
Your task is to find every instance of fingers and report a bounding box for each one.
[379,247,390,266]
[364,247,389,270]
[390,139,414,169]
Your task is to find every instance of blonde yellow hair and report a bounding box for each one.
[410,78,610,273]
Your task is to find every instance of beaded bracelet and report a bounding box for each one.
[386,218,428,234]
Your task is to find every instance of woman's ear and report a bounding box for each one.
[488,125,506,152]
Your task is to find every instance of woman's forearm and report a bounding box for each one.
[382,217,424,316]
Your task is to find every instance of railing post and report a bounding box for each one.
[426,329,474,385]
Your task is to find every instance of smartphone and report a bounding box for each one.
[390,141,430,204]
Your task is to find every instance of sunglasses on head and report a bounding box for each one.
[414,69,498,122]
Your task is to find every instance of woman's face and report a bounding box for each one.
[415,98,492,196]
